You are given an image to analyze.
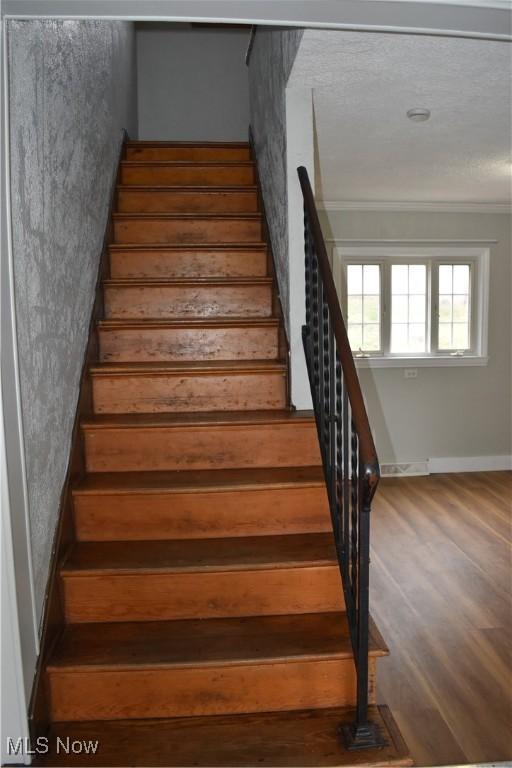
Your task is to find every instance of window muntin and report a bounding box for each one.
[437,263,471,351]
[391,264,427,354]
[346,264,381,353]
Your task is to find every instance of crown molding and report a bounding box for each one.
[318,200,511,214]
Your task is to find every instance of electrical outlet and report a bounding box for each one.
[404,368,418,379]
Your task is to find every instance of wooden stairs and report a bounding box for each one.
[38,140,412,766]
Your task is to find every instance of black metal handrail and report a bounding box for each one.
[297,166,386,751]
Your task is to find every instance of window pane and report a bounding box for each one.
[409,324,426,352]
[347,264,362,294]
[391,323,408,352]
[391,264,427,353]
[348,324,362,350]
[364,264,380,293]
[393,295,408,323]
[439,295,452,323]
[409,295,425,323]
[438,263,471,351]
[439,264,452,293]
[453,295,468,322]
[347,295,363,323]
[439,323,452,348]
[409,265,426,294]
[363,295,379,323]
[453,264,469,293]
[363,324,380,351]
[392,265,408,294]
[453,323,469,349]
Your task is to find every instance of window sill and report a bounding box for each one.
[353,355,489,369]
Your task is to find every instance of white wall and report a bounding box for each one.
[286,87,314,409]
[319,208,512,464]
[8,19,138,624]
[136,24,250,141]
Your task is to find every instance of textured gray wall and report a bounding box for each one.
[248,27,303,333]
[320,209,512,462]
[137,24,250,141]
[8,19,137,623]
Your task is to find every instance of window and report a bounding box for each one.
[333,246,489,367]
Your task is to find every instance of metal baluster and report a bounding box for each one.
[304,210,312,351]
[342,385,350,583]
[327,326,336,539]
[335,352,343,552]
[350,425,359,612]
[318,278,326,458]
[311,247,320,396]
[322,290,331,467]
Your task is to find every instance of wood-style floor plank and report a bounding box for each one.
[370,471,512,766]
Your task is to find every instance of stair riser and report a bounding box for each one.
[98,326,280,363]
[117,189,259,214]
[83,422,322,472]
[48,658,377,722]
[120,165,255,186]
[91,371,287,414]
[125,146,251,161]
[61,566,344,623]
[104,284,273,319]
[113,217,262,245]
[73,486,331,541]
[109,249,268,279]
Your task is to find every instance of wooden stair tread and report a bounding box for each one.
[73,466,325,495]
[103,276,273,286]
[97,316,280,329]
[121,160,255,167]
[37,706,412,767]
[60,533,337,575]
[112,212,262,220]
[47,612,387,671]
[108,243,267,251]
[116,184,259,191]
[89,360,287,375]
[81,409,313,429]
[126,141,251,148]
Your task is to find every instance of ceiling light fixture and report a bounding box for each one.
[407,108,431,123]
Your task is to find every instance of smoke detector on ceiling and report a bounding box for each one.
[407,108,431,123]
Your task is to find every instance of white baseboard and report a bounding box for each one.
[428,455,512,473]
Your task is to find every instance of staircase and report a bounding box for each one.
[40,140,412,767]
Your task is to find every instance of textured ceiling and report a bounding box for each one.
[289,30,512,204]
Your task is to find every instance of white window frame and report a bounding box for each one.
[333,246,489,368]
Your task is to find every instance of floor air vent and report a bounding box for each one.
[380,462,429,478]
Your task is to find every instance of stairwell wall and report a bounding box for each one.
[248,27,304,335]
[7,19,138,624]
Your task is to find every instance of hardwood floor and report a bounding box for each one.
[370,471,512,766]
